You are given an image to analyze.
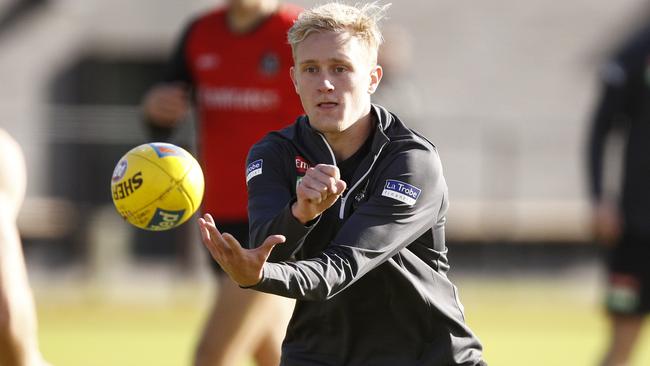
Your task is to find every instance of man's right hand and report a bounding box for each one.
[142,83,190,127]
[292,164,347,224]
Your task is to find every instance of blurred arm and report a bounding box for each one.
[141,20,196,138]
[0,129,48,366]
[587,54,638,244]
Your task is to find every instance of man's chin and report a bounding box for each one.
[309,115,343,131]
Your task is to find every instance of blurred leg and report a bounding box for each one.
[251,294,294,366]
[194,277,294,366]
[600,314,645,366]
[0,129,49,366]
[0,211,49,366]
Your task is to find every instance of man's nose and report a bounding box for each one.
[318,78,334,93]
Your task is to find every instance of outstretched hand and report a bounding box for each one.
[198,214,286,287]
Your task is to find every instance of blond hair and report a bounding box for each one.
[288,2,390,63]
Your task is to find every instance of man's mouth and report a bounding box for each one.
[317,102,338,108]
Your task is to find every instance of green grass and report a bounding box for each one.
[34,275,650,366]
[39,303,203,366]
[456,276,650,366]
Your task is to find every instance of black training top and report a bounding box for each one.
[244,104,484,366]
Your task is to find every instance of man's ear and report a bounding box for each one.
[368,64,383,94]
[290,66,299,93]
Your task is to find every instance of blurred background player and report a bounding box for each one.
[0,128,50,366]
[141,0,303,365]
[587,21,650,366]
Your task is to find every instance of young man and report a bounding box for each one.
[198,2,486,365]
[141,1,302,365]
[0,128,50,366]
[588,22,650,366]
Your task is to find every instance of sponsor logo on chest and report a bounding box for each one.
[198,87,280,111]
[196,53,221,70]
[295,156,311,189]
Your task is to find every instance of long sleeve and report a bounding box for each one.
[586,26,650,202]
[588,65,623,201]
[252,144,448,301]
[246,137,319,261]
[143,19,197,140]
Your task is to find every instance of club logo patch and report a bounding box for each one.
[246,159,263,183]
[259,52,280,76]
[381,179,421,205]
[147,208,185,230]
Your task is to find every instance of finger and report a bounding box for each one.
[303,169,330,190]
[198,219,225,260]
[306,166,335,183]
[310,166,342,195]
[221,232,243,251]
[262,234,286,249]
[206,222,232,251]
[302,176,328,200]
[334,180,347,195]
[203,220,235,256]
[260,235,286,257]
[204,213,216,225]
[297,178,326,203]
[314,164,340,180]
[198,218,210,241]
[199,215,225,246]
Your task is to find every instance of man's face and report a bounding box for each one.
[290,31,382,135]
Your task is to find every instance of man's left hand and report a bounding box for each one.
[198,213,286,287]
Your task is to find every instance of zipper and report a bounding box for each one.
[317,133,337,165]
[317,133,388,219]
[338,142,387,219]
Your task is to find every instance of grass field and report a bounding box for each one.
[456,276,650,366]
[33,271,650,366]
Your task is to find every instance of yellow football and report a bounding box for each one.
[110,142,204,231]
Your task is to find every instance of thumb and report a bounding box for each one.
[260,234,286,254]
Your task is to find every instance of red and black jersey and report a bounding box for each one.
[163,4,303,222]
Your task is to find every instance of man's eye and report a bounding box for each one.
[305,66,318,73]
[335,66,347,73]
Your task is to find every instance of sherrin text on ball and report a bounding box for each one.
[110,142,204,231]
